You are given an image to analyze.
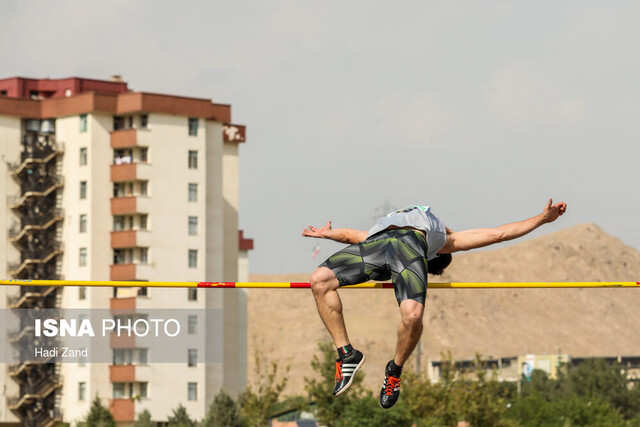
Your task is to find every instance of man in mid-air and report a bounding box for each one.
[302,199,567,408]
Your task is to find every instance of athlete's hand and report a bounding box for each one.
[302,221,332,239]
[541,198,567,223]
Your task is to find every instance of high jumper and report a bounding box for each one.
[303,199,567,409]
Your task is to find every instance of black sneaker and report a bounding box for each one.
[379,362,402,409]
[333,350,366,396]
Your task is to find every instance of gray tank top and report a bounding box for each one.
[367,205,447,260]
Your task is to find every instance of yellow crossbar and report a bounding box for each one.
[0,279,638,289]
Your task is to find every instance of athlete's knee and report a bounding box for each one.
[400,300,424,329]
[402,313,423,330]
[310,267,338,294]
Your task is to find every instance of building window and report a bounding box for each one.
[113,348,148,365]
[79,287,87,300]
[79,114,88,133]
[188,150,198,169]
[140,115,149,129]
[80,147,87,165]
[114,149,132,165]
[140,248,148,263]
[188,250,197,268]
[113,382,125,399]
[188,183,198,202]
[139,382,148,398]
[140,181,148,196]
[188,349,197,367]
[138,287,148,297]
[80,181,87,199]
[139,348,148,364]
[140,147,148,163]
[113,116,125,131]
[79,382,86,401]
[0,90,7,96]
[114,249,124,265]
[188,289,197,301]
[114,216,125,231]
[188,118,198,136]
[188,382,197,401]
[113,350,124,365]
[79,248,87,267]
[114,249,133,265]
[139,214,148,230]
[113,183,125,197]
[188,316,197,334]
[79,214,87,233]
[188,216,198,235]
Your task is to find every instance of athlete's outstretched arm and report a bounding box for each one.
[439,199,567,254]
[302,221,368,244]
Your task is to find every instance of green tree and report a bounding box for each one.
[167,404,196,427]
[336,397,414,427]
[506,391,625,426]
[133,409,154,427]
[85,396,115,427]
[562,358,640,419]
[403,352,516,427]
[239,348,289,427]
[518,359,640,422]
[521,368,562,401]
[304,342,368,427]
[203,389,244,427]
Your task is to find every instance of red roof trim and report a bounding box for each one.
[239,230,254,251]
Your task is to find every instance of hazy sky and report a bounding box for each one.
[2,1,639,274]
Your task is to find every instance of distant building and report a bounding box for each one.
[0,76,252,426]
[427,354,640,384]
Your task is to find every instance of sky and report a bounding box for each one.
[1,1,638,274]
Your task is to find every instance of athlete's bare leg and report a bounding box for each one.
[394,299,424,366]
[310,267,350,347]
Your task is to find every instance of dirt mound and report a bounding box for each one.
[247,223,640,394]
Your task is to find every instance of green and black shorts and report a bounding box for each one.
[319,228,429,305]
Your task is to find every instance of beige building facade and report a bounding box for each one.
[0,77,252,426]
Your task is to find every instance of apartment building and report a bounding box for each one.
[0,76,252,426]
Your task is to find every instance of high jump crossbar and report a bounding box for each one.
[0,279,639,289]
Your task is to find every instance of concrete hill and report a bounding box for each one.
[248,223,640,394]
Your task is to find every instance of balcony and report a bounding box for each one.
[109,365,136,382]
[110,264,136,281]
[110,263,152,281]
[110,398,135,422]
[111,196,151,215]
[110,230,151,249]
[111,230,136,248]
[111,162,150,182]
[111,129,142,149]
[110,296,136,311]
[110,332,136,349]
